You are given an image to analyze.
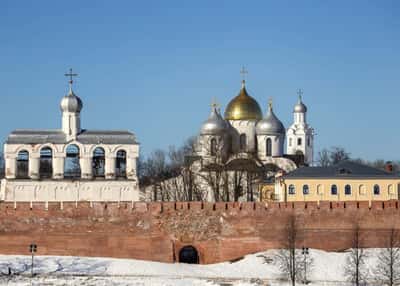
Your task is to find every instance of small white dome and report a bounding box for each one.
[60,89,83,113]
[293,96,307,113]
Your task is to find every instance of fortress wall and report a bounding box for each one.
[0,201,399,264]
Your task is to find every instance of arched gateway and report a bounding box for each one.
[179,245,199,264]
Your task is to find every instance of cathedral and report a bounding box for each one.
[189,78,315,201]
[1,70,140,204]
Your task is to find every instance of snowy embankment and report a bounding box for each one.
[0,249,383,286]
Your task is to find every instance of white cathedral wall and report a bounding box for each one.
[0,179,140,202]
[256,135,284,159]
[229,120,257,153]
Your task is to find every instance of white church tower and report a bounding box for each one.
[286,89,314,165]
[60,69,82,140]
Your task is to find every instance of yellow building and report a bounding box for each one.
[270,161,400,203]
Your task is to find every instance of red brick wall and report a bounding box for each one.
[0,200,399,264]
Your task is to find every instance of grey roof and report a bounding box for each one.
[60,90,83,113]
[200,107,229,135]
[256,104,285,135]
[293,96,307,113]
[6,129,137,145]
[284,161,399,179]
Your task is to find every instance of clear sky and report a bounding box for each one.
[0,1,399,161]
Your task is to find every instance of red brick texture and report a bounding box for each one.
[0,201,399,264]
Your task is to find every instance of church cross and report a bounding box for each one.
[64,68,78,86]
[211,97,220,110]
[297,88,304,100]
[240,66,248,81]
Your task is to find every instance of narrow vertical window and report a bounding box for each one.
[331,184,338,195]
[297,138,302,146]
[239,134,246,152]
[288,184,295,195]
[289,138,292,147]
[374,184,380,195]
[303,184,309,195]
[210,138,217,156]
[266,138,272,156]
[345,184,351,195]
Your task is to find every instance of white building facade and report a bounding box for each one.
[1,74,140,203]
[286,93,314,165]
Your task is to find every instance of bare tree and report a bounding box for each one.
[316,148,331,167]
[316,146,350,166]
[374,228,400,286]
[275,215,312,285]
[345,225,368,286]
[330,146,350,165]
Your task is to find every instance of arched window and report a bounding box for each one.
[116,150,127,178]
[303,184,309,195]
[39,147,53,179]
[289,138,292,147]
[374,184,380,195]
[16,150,29,179]
[297,138,302,146]
[331,184,338,195]
[239,134,246,152]
[288,184,295,195]
[210,138,217,156]
[64,144,81,179]
[345,184,351,195]
[92,147,105,178]
[266,138,272,156]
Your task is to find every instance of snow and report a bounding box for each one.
[0,249,386,285]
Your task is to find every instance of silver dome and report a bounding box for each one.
[60,88,83,113]
[256,102,285,135]
[293,96,307,113]
[200,106,228,135]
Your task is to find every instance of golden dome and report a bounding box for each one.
[224,80,263,120]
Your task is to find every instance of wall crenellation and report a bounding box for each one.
[0,200,399,214]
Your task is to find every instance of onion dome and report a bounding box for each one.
[224,80,262,121]
[256,100,285,135]
[60,86,83,113]
[293,95,307,113]
[201,105,228,135]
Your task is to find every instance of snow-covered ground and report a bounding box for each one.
[0,249,384,285]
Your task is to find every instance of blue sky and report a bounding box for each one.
[0,1,399,161]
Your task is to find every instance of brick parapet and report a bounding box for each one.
[0,200,399,264]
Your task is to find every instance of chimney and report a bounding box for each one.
[385,161,393,172]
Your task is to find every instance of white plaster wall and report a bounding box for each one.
[256,134,284,159]
[0,179,140,202]
[228,120,257,153]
